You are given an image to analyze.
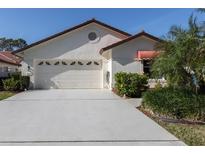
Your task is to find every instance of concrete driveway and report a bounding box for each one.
[0,89,185,145]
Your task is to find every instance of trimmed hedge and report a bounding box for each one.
[114,72,148,97]
[2,72,30,91]
[142,87,205,120]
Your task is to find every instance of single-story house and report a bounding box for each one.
[14,19,162,89]
[0,51,21,78]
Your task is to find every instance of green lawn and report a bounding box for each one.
[0,91,16,101]
[157,120,205,146]
[139,107,205,146]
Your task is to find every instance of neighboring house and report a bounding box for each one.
[0,51,21,78]
[14,19,161,89]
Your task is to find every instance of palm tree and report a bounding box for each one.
[152,15,205,93]
[197,8,205,13]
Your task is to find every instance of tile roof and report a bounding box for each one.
[0,51,21,66]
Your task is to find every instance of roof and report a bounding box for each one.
[14,18,131,54]
[100,31,162,54]
[0,51,22,66]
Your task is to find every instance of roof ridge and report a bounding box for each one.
[14,18,131,54]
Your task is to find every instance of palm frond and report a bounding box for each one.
[168,25,186,38]
[197,8,205,13]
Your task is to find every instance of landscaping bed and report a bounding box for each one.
[0,91,16,101]
[140,87,205,146]
[0,72,30,101]
[142,87,205,121]
[138,106,205,146]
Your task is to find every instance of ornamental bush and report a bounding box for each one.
[20,76,30,90]
[0,77,9,90]
[114,72,148,97]
[2,72,30,91]
[3,77,19,91]
[142,87,205,120]
[10,72,30,91]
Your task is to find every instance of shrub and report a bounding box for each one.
[3,77,19,91]
[0,77,9,90]
[2,72,30,91]
[9,72,21,90]
[20,76,30,90]
[142,87,205,120]
[9,72,21,80]
[114,72,148,97]
[0,79,4,90]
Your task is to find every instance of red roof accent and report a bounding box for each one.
[135,51,160,60]
[0,51,22,66]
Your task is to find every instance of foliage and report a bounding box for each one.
[0,91,16,101]
[0,77,9,90]
[0,37,27,51]
[2,73,30,91]
[152,15,205,94]
[142,108,205,146]
[160,122,205,146]
[3,77,19,91]
[20,76,30,90]
[154,81,163,89]
[9,72,30,90]
[142,87,205,120]
[0,79,4,90]
[114,72,148,97]
[197,8,205,13]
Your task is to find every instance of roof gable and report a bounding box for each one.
[14,19,131,54]
[100,31,162,54]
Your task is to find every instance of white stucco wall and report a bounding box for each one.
[111,36,158,87]
[17,23,126,88]
[0,62,20,77]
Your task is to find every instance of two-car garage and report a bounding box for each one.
[34,59,102,89]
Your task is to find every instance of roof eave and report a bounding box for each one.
[13,18,131,54]
[100,31,163,54]
[0,59,21,66]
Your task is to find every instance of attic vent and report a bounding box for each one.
[38,61,44,65]
[88,32,97,41]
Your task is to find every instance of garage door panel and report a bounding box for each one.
[34,60,102,89]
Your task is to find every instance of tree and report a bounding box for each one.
[0,37,27,51]
[152,15,205,93]
[197,8,205,13]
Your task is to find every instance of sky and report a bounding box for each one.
[0,8,204,44]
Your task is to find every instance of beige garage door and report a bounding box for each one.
[34,59,102,89]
